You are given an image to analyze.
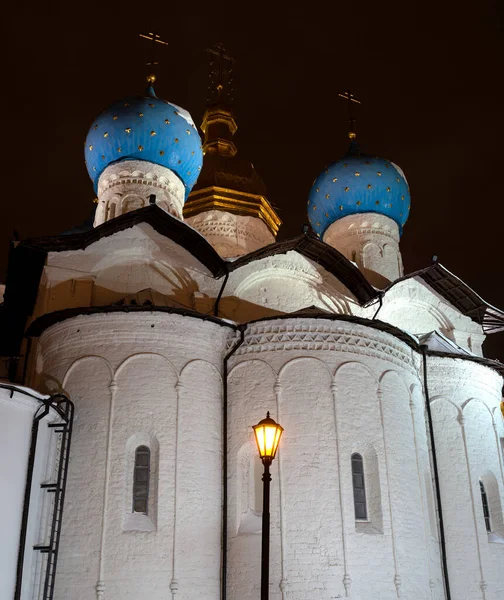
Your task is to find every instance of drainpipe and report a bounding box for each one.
[214,268,230,317]
[420,345,451,600]
[221,324,246,600]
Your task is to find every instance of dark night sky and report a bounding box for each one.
[3,1,504,361]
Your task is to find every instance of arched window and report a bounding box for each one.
[133,446,150,514]
[479,480,491,532]
[351,453,367,520]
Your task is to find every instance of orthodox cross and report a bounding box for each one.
[338,90,361,139]
[139,31,169,81]
[206,42,235,105]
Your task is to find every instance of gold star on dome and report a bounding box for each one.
[113,116,118,121]
[174,138,179,143]
[396,177,400,182]
[138,145,144,151]
[139,113,144,117]
[386,187,391,192]
[343,163,348,168]
[316,188,320,193]
[93,124,98,130]
[165,119,170,124]
[401,195,405,200]
[191,151,195,155]
[186,129,191,135]
[149,103,155,108]
[367,184,372,189]
[159,150,164,156]
[150,130,156,136]
[103,132,109,138]
[174,109,179,115]
[376,200,380,205]
[101,155,105,160]
[313,205,317,210]
[325,212,329,217]
[316,222,321,227]
[339,205,344,210]
[355,172,360,177]
[344,187,350,192]
[356,200,361,206]
[333,177,338,182]
[117,147,122,152]
[89,145,93,151]
[125,127,131,134]
[326,193,330,199]
[377,172,382,176]
[124,102,130,107]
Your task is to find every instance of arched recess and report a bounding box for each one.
[56,357,113,592]
[227,358,277,600]
[379,298,454,340]
[121,194,144,213]
[479,471,504,538]
[409,383,439,542]
[278,358,336,595]
[333,362,386,599]
[177,360,223,597]
[123,432,160,532]
[430,397,485,600]
[236,440,263,534]
[108,353,177,593]
[463,399,504,537]
[362,242,382,272]
[380,370,430,596]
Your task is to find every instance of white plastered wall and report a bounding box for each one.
[32,312,231,600]
[426,355,504,600]
[227,317,444,600]
[185,210,275,258]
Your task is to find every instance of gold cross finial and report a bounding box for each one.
[139,32,169,83]
[338,90,361,139]
[206,42,235,105]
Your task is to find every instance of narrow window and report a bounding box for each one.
[479,480,491,532]
[133,446,150,514]
[351,453,367,520]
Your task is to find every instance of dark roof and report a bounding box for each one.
[24,205,225,277]
[192,153,267,196]
[229,235,377,305]
[384,263,504,334]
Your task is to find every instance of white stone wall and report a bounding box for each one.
[33,312,231,600]
[426,355,504,600]
[323,213,403,285]
[185,210,275,258]
[227,317,444,600]
[94,160,186,226]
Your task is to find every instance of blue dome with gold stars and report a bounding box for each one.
[84,85,203,197]
[308,142,410,238]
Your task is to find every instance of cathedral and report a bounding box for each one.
[1,43,503,600]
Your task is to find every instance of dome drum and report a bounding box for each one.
[94,160,186,226]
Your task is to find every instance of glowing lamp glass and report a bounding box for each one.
[253,413,284,461]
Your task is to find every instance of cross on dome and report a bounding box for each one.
[338,90,361,139]
[139,31,169,84]
[206,42,235,106]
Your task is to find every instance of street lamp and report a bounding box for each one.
[253,412,284,600]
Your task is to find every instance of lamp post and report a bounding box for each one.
[252,412,284,600]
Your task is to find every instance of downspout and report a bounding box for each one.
[221,324,246,600]
[371,292,384,320]
[420,345,452,600]
[214,267,230,317]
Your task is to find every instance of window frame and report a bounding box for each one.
[351,453,368,521]
[479,480,492,533]
[132,445,151,515]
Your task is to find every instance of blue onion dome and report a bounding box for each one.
[308,142,411,238]
[84,84,203,198]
